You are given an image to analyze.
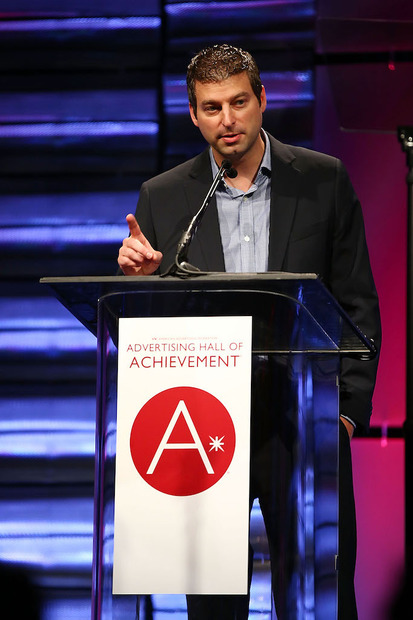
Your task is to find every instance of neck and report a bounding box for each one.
[215,133,265,192]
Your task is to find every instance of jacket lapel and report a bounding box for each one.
[267,135,302,271]
[183,149,226,272]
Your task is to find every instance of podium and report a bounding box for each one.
[41,272,375,619]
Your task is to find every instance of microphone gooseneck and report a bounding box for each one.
[162,159,238,278]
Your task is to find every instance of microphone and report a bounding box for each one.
[162,159,237,277]
[225,165,238,179]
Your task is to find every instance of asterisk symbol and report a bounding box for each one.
[209,435,225,452]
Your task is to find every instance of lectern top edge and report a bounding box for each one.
[40,272,376,359]
[40,271,318,285]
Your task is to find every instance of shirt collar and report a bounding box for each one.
[260,130,271,176]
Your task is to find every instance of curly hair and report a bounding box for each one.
[187,44,262,115]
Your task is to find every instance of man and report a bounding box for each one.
[118,44,381,619]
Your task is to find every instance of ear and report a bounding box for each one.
[260,85,267,113]
[189,103,199,127]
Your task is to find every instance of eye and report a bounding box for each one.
[204,105,219,114]
[234,98,246,107]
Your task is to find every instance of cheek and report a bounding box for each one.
[250,111,261,126]
[198,121,215,136]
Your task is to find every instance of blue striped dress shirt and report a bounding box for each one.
[210,131,271,273]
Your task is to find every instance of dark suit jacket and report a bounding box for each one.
[135,133,381,430]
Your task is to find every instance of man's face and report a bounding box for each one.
[189,71,266,164]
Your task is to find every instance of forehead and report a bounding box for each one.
[194,72,254,103]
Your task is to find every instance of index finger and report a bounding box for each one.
[126,213,142,239]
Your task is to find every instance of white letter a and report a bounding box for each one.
[146,400,214,474]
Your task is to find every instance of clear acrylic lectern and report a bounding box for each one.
[42,272,375,620]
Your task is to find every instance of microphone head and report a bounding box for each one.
[226,167,238,179]
[221,159,238,178]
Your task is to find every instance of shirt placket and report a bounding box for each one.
[239,189,256,273]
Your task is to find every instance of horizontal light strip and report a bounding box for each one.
[0,430,95,457]
[0,223,126,246]
[0,316,86,331]
[166,0,315,18]
[0,329,96,351]
[0,120,158,138]
[0,90,157,124]
[0,521,93,538]
[0,547,93,573]
[0,396,95,418]
[0,191,137,224]
[39,600,92,619]
[0,544,92,569]
[0,16,161,32]
[0,420,95,431]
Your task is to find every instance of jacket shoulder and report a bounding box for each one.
[267,133,342,174]
[141,150,209,191]
[289,145,342,173]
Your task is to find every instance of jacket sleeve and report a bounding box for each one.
[329,160,381,431]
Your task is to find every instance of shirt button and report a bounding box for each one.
[244,235,250,242]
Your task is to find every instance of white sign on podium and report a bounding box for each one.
[113,315,252,595]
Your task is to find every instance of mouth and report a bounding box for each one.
[221,133,241,145]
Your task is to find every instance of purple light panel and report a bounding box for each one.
[0,121,158,138]
[0,16,161,32]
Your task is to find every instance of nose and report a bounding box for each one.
[220,105,235,128]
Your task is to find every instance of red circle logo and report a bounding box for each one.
[130,386,236,496]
